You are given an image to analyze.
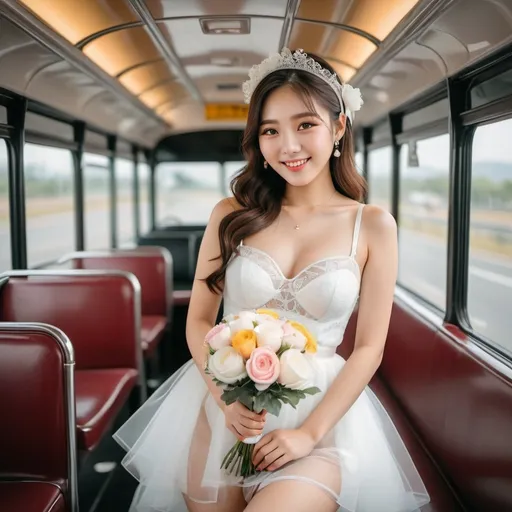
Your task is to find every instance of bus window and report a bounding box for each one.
[24,144,74,267]
[468,119,512,354]
[368,146,392,211]
[224,161,246,196]
[139,161,151,235]
[84,153,110,250]
[155,162,223,226]
[116,158,135,247]
[0,140,10,271]
[398,134,450,309]
[355,151,363,175]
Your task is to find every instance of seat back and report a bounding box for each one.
[0,271,144,392]
[379,291,512,510]
[138,230,204,285]
[0,322,78,511]
[60,248,173,318]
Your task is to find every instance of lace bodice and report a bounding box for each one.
[223,205,364,351]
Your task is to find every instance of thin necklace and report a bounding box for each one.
[284,190,337,230]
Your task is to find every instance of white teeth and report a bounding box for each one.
[285,158,308,168]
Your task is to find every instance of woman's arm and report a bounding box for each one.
[299,205,398,443]
[185,197,237,408]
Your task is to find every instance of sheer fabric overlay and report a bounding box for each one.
[113,204,431,511]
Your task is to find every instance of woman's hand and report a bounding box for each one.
[223,402,267,441]
[252,428,316,472]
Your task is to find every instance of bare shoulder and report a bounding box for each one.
[209,197,243,224]
[362,204,397,242]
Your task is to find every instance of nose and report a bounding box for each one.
[281,130,301,156]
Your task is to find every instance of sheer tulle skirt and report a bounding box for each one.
[113,354,430,512]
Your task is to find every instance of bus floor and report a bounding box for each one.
[79,403,137,512]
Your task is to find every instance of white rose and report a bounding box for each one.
[208,346,247,384]
[281,323,307,351]
[254,321,284,352]
[229,316,255,335]
[208,325,232,351]
[238,311,257,321]
[278,349,313,390]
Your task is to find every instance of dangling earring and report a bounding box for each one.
[333,140,341,158]
[263,160,268,168]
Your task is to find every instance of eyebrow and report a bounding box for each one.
[260,112,320,126]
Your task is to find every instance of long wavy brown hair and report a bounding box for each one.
[205,53,367,294]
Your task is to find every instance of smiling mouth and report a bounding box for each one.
[282,158,310,170]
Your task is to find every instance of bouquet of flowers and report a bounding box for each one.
[204,308,321,478]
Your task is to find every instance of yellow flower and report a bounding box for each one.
[288,321,317,354]
[231,329,257,359]
[256,308,280,319]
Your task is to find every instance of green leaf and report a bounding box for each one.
[302,386,321,396]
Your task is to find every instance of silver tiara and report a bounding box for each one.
[242,48,363,121]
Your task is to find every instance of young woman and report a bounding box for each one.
[114,49,430,512]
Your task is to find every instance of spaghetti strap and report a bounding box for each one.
[350,204,364,258]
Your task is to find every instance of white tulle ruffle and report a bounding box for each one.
[113,352,430,512]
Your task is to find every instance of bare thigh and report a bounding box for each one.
[184,486,246,512]
[183,398,246,512]
[244,480,338,512]
[244,454,341,512]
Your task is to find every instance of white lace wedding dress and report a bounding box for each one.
[114,204,430,512]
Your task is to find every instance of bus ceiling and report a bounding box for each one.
[0,0,510,149]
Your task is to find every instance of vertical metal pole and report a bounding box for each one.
[362,127,371,204]
[389,113,402,222]
[73,122,85,251]
[446,78,473,325]
[7,97,27,269]
[147,149,156,231]
[133,146,140,240]
[108,135,117,248]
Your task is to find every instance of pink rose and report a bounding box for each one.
[205,323,231,350]
[246,347,280,391]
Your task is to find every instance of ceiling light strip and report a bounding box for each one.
[127,0,203,104]
[0,0,166,127]
[295,17,381,47]
[279,0,301,51]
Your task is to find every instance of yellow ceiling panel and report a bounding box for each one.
[344,0,421,40]
[327,60,356,82]
[326,30,377,69]
[296,0,421,41]
[19,0,138,45]
[119,60,174,96]
[139,83,175,109]
[83,26,161,77]
[289,21,329,58]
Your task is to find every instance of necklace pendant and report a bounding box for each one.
[294,225,300,230]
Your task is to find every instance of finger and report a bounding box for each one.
[236,403,267,422]
[237,426,265,438]
[253,440,279,467]
[239,417,265,431]
[252,436,276,465]
[266,453,291,472]
[258,447,284,472]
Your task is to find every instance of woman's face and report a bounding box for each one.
[258,85,344,187]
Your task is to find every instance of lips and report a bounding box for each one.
[281,157,310,171]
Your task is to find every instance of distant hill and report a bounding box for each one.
[401,161,511,182]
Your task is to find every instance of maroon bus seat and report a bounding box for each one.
[0,481,66,512]
[338,312,464,512]
[378,291,512,511]
[0,271,145,453]
[0,323,78,512]
[60,248,172,358]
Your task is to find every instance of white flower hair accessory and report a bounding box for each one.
[242,48,363,121]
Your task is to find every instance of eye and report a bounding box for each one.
[261,128,277,136]
[298,122,315,130]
